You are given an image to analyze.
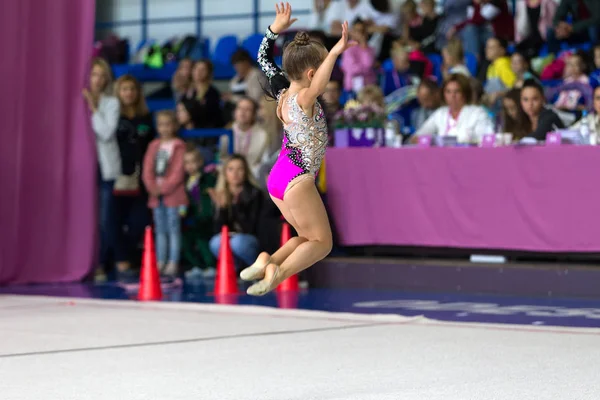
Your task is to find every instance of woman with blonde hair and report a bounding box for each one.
[82,57,121,282]
[208,154,263,272]
[112,74,155,279]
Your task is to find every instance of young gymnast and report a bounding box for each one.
[240,2,355,295]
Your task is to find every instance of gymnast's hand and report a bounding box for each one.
[271,2,297,34]
[330,21,357,57]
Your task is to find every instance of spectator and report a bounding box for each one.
[442,37,471,78]
[209,154,262,272]
[331,0,392,37]
[113,74,155,280]
[514,0,558,59]
[228,49,267,104]
[181,145,217,279]
[412,78,442,130]
[83,57,121,283]
[591,44,600,85]
[171,58,193,101]
[256,96,284,187]
[309,0,342,35]
[511,51,540,88]
[383,45,420,95]
[358,84,386,108]
[401,0,438,54]
[554,51,591,112]
[142,110,188,278]
[366,0,399,60]
[176,99,217,157]
[322,79,343,138]
[183,59,224,128]
[483,37,516,109]
[501,88,531,140]
[548,0,600,55]
[413,73,495,143]
[340,18,377,94]
[570,85,600,134]
[450,0,514,59]
[520,79,564,140]
[231,97,269,179]
[435,0,473,51]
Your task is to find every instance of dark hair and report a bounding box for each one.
[521,78,545,98]
[490,37,508,52]
[177,98,203,127]
[193,59,214,79]
[502,88,531,140]
[283,31,328,81]
[370,0,390,13]
[442,73,473,105]
[418,77,439,93]
[570,50,590,75]
[230,49,254,65]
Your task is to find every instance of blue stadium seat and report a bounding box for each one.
[426,53,443,83]
[212,35,238,79]
[242,33,264,61]
[146,98,176,112]
[111,62,178,82]
[465,52,478,76]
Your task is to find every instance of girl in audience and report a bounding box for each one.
[181,145,217,279]
[501,88,530,140]
[570,85,600,135]
[183,59,224,128]
[553,52,591,112]
[113,74,155,280]
[176,98,217,161]
[511,51,539,89]
[358,85,385,109]
[171,58,193,101]
[208,154,262,272]
[340,18,377,94]
[142,110,188,278]
[231,97,269,179]
[413,73,494,143]
[442,37,471,79]
[83,57,121,283]
[520,79,564,141]
[401,0,438,54]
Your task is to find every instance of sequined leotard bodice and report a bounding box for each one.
[258,27,329,200]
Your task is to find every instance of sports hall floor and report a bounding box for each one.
[1,259,599,400]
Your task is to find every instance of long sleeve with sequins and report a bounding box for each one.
[257,27,290,99]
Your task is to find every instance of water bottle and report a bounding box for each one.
[384,115,400,147]
[579,110,590,144]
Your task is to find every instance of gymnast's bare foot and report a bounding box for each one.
[246,263,281,296]
[240,252,271,281]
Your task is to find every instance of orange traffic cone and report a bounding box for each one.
[276,221,299,292]
[214,225,239,295]
[138,226,163,301]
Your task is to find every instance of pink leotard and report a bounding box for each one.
[258,27,329,200]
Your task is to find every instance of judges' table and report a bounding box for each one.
[325,146,600,252]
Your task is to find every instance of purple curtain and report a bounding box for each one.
[0,1,97,284]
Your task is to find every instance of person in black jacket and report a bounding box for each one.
[208,154,263,271]
[182,59,224,129]
[113,74,155,280]
[520,79,564,141]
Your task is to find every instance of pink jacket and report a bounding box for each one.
[340,45,377,92]
[142,138,188,208]
[514,0,557,43]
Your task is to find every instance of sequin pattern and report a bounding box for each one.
[283,93,328,176]
[258,29,282,80]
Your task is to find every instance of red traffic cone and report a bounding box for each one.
[214,225,239,295]
[276,221,299,292]
[138,226,163,301]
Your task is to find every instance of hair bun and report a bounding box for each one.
[293,32,311,46]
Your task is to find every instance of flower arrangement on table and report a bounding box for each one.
[333,100,388,148]
[333,99,386,129]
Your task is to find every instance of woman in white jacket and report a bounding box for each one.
[82,58,121,282]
